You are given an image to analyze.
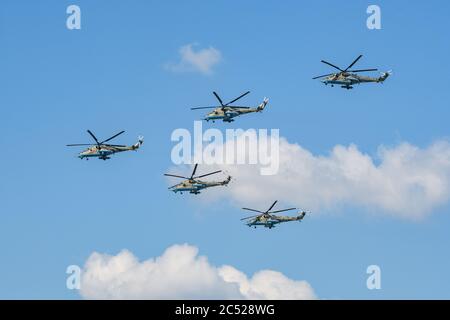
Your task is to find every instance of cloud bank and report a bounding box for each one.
[192,136,450,219]
[165,44,222,75]
[79,244,316,300]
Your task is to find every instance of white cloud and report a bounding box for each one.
[219,266,316,300]
[79,244,316,300]
[165,44,222,75]
[189,136,450,219]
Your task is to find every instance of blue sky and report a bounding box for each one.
[1,0,450,299]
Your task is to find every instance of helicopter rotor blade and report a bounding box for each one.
[226,106,251,109]
[242,208,265,214]
[321,60,344,72]
[213,92,224,106]
[191,106,218,110]
[240,214,263,221]
[266,200,278,213]
[269,207,297,214]
[225,91,250,106]
[87,130,100,145]
[103,144,127,147]
[66,144,93,147]
[312,73,335,80]
[194,170,222,179]
[164,174,189,179]
[101,130,125,144]
[347,68,378,73]
[190,164,199,179]
[344,55,363,71]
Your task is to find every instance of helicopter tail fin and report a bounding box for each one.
[257,97,269,112]
[132,136,144,150]
[297,211,306,220]
[378,70,392,83]
[222,176,232,185]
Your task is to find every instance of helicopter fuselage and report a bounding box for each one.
[170,177,231,194]
[78,146,127,160]
[204,107,258,123]
[246,212,305,229]
[201,98,269,123]
[319,70,390,89]
[321,73,384,88]
[77,139,143,160]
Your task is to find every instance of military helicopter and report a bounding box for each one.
[67,130,143,160]
[191,91,269,123]
[312,55,391,89]
[241,200,306,229]
[164,164,231,194]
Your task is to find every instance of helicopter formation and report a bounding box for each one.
[67,54,391,229]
